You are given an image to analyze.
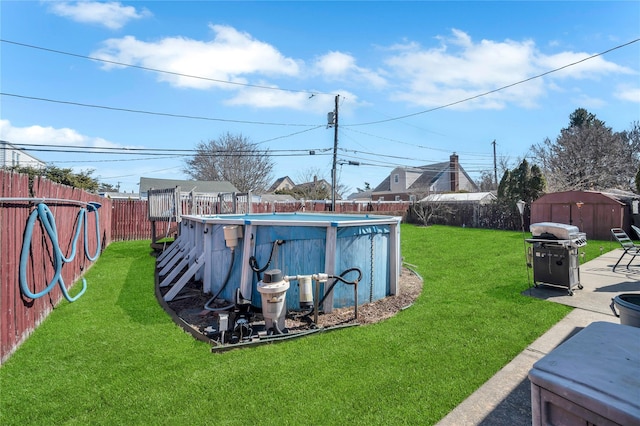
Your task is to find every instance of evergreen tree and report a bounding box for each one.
[497,159,546,223]
[6,165,99,191]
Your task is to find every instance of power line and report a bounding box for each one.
[8,142,332,157]
[56,155,180,163]
[0,92,320,127]
[254,125,325,145]
[0,39,336,97]
[10,142,325,154]
[100,166,184,180]
[4,37,636,133]
[341,127,495,157]
[346,37,640,126]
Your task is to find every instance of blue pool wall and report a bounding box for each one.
[194,213,398,311]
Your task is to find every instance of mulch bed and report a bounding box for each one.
[158,267,423,345]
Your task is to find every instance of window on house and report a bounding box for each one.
[395,195,401,201]
[378,196,384,201]
[393,174,399,184]
[409,195,416,202]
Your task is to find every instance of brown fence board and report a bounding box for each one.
[1,170,111,364]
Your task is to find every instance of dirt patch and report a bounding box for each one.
[160,267,423,339]
[304,267,423,328]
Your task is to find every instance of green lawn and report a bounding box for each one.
[0,225,610,425]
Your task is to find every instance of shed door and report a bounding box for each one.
[551,203,571,225]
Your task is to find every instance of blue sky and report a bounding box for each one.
[1,1,639,194]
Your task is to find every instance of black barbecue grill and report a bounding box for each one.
[526,222,587,296]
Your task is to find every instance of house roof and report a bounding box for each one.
[267,176,295,192]
[372,162,449,192]
[347,190,373,200]
[139,177,238,194]
[372,176,391,193]
[407,162,450,190]
[294,178,331,191]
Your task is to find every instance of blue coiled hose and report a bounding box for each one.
[19,202,101,302]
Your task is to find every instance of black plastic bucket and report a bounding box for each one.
[610,294,640,328]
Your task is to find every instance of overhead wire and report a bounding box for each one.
[7,141,333,157]
[341,127,496,158]
[2,37,637,131]
[0,92,321,127]
[0,39,336,97]
[345,37,640,126]
[3,37,638,181]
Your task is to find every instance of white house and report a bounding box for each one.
[0,141,46,169]
[371,153,478,201]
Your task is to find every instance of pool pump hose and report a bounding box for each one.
[249,239,284,280]
[299,267,362,323]
[19,202,101,302]
[204,248,236,312]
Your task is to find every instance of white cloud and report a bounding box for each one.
[224,88,363,119]
[225,87,316,110]
[615,85,640,103]
[313,51,387,88]
[0,119,124,148]
[537,51,634,79]
[92,25,301,90]
[383,29,633,111]
[0,120,150,183]
[48,1,151,30]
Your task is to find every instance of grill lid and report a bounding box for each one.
[530,222,581,240]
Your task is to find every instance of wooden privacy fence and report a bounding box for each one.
[0,171,111,364]
[110,199,153,241]
[110,197,412,243]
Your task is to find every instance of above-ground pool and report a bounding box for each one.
[157,212,401,313]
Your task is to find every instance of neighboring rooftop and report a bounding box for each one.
[139,177,238,196]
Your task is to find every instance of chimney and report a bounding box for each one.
[449,153,459,192]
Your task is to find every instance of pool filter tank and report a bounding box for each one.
[297,275,313,309]
[257,269,290,333]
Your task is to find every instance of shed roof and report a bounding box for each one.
[139,177,238,194]
[533,190,626,206]
[259,193,296,202]
[420,192,496,203]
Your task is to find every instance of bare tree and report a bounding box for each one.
[278,167,349,200]
[531,109,638,192]
[183,133,274,193]
[406,190,453,226]
[477,170,496,191]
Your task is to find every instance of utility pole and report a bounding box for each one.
[330,94,339,211]
[492,140,497,189]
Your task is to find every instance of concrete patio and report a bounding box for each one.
[437,248,640,426]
